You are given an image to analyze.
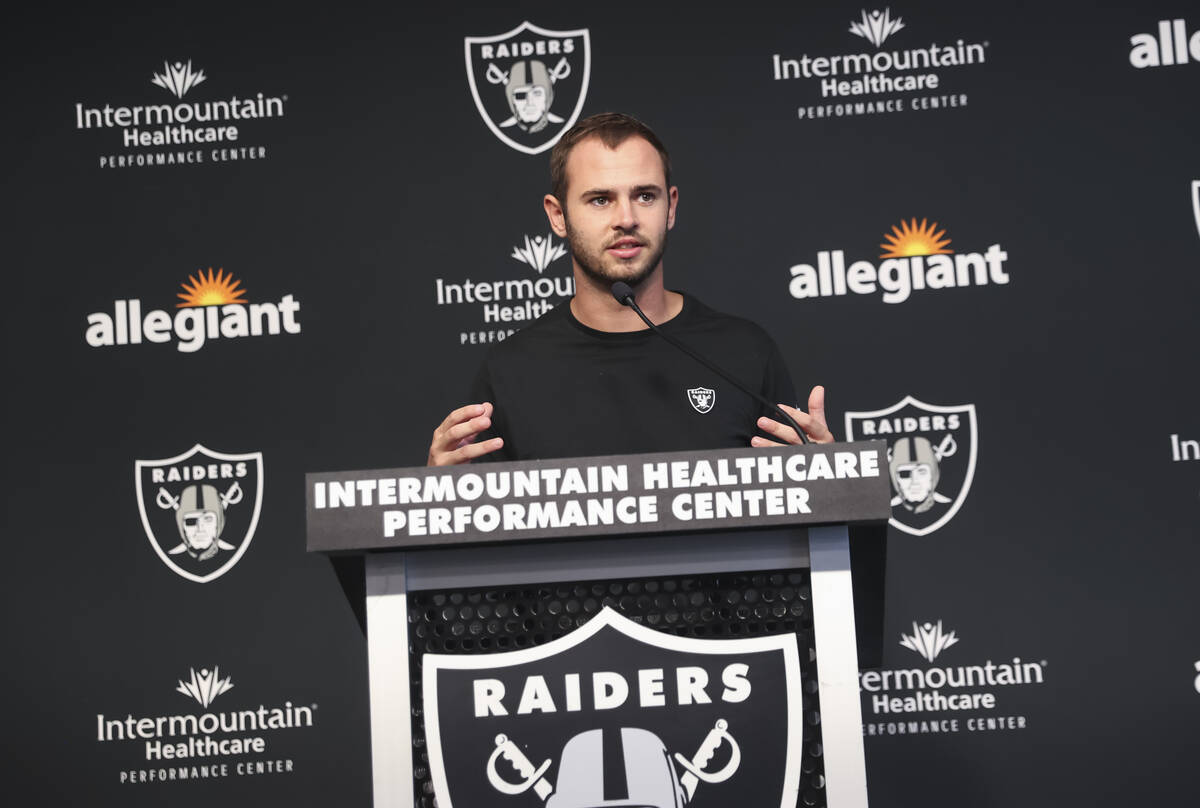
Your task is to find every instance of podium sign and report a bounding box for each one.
[306,441,890,552]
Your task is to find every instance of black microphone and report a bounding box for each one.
[610,282,810,445]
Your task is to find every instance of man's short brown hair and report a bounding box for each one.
[549,112,672,203]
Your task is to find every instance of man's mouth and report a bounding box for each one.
[606,238,644,259]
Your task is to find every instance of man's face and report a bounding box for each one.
[554,136,677,289]
[512,84,548,123]
[895,462,933,503]
[181,509,219,550]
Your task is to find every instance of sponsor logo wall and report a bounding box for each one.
[7,2,1199,807]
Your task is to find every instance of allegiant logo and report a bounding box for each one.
[1130,19,1199,67]
[85,268,301,353]
[788,218,1010,304]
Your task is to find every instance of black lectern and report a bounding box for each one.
[307,441,890,808]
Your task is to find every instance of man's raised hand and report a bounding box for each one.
[427,403,504,466]
[751,385,835,447]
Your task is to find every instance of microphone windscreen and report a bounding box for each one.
[610,281,634,305]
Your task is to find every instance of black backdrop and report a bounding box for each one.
[5,1,1198,805]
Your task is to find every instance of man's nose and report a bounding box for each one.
[611,197,638,230]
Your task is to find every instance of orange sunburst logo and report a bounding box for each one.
[176,267,248,308]
[879,218,953,258]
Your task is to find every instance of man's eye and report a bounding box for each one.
[638,192,656,203]
[589,197,609,206]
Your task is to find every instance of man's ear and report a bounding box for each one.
[544,194,567,237]
[667,185,679,230]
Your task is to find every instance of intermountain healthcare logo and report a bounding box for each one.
[844,396,977,536]
[74,60,288,169]
[1129,19,1199,68]
[423,607,802,807]
[859,619,1048,737]
[771,9,989,121]
[788,218,1010,304]
[95,665,318,784]
[1170,433,1200,462]
[465,21,591,154]
[135,445,263,583]
[85,267,301,353]
[435,230,575,345]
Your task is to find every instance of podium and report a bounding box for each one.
[307,441,890,808]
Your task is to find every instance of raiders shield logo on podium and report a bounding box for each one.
[423,607,803,807]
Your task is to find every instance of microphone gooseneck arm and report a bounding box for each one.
[610,282,809,445]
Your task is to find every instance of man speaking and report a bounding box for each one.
[428,113,832,465]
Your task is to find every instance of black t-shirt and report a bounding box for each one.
[470,293,797,460]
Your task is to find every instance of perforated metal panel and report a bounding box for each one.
[408,569,827,807]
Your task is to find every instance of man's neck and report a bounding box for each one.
[569,265,684,332]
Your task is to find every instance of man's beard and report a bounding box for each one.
[565,218,668,290]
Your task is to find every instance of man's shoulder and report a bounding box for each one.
[677,293,779,346]
[480,300,574,363]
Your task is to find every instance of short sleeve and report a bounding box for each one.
[467,354,511,462]
[760,336,798,412]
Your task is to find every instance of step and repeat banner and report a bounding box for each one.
[5,1,1198,805]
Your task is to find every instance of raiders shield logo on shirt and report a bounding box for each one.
[423,607,803,807]
[464,21,592,155]
[688,387,716,413]
[843,396,977,536]
[134,444,264,583]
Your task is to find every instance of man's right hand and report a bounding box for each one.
[427,403,505,466]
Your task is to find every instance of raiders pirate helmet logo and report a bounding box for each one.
[423,607,802,807]
[135,444,264,583]
[844,396,977,536]
[464,21,592,155]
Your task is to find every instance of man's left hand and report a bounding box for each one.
[751,385,835,446]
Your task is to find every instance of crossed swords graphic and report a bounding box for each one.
[487,718,741,803]
[485,57,571,128]
[156,482,242,554]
